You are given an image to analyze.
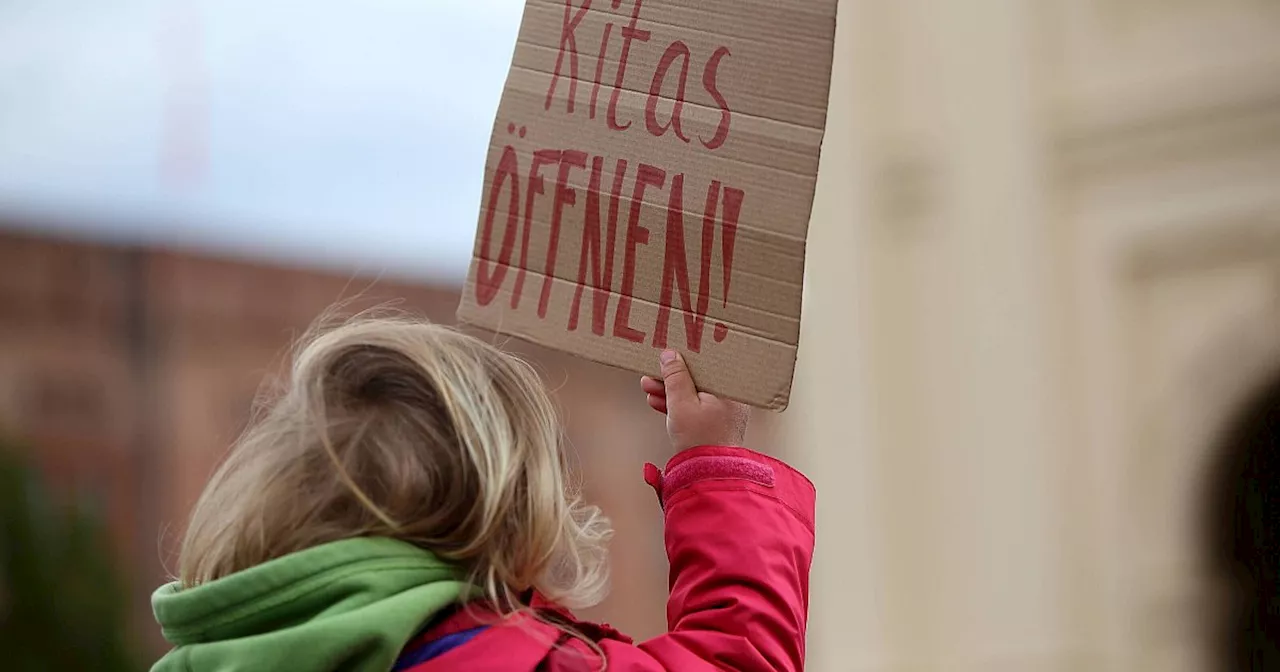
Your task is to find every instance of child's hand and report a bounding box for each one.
[640,350,750,452]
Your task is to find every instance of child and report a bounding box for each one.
[151,316,816,671]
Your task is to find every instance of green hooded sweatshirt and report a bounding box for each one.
[151,538,471,672]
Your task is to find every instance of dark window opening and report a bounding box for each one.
[1205,373,1280,671]
[21,374,108,438]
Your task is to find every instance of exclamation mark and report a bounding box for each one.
[713,187,744,343]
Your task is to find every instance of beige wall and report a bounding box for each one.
[791,1,1280,670]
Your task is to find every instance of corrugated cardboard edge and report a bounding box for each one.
[454,312,793,412]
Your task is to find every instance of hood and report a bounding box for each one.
[151,537,470,672]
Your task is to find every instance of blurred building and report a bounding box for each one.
[0,223,783,659]
[4,2,1279,671]
[794,1,1280,671]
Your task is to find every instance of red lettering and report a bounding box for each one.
[653,175,713,351]
[476,146,522,306]
[590,24,613,119]
[645,41,693,143]
[711,184,743,343]
[614,163,665,342]
[597,159,628,334]
[700,46,733,150]
[539,150,588,318]
[545,0,593,114]
[569,156,606,331]
[569,158,627,335]
[720,185,744,309]
[513,149,561,309]
[607,0,650,132]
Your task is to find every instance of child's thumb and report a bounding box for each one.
[660,350,698,406]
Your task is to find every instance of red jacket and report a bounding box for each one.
[403,445,817,671]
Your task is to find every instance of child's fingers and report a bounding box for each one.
[641,376,668,412]
[659,351,698,406]
[640,376,666,397]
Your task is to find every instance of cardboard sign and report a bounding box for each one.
[458,0,838,410]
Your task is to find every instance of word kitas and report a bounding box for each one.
[545,0,734,150]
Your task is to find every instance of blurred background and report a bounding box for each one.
[1,1,1278,670]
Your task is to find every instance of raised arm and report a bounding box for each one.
[596,352,815,671]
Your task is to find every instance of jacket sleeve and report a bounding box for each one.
[549,445,816,671]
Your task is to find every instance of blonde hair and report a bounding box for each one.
[177,312,612,612]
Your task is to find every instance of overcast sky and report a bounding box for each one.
[0,0,524,282]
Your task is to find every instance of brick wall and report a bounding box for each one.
[0,225,781,659]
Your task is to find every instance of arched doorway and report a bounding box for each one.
[1205,372,1280,670]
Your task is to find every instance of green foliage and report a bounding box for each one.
[0,442,139,671]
